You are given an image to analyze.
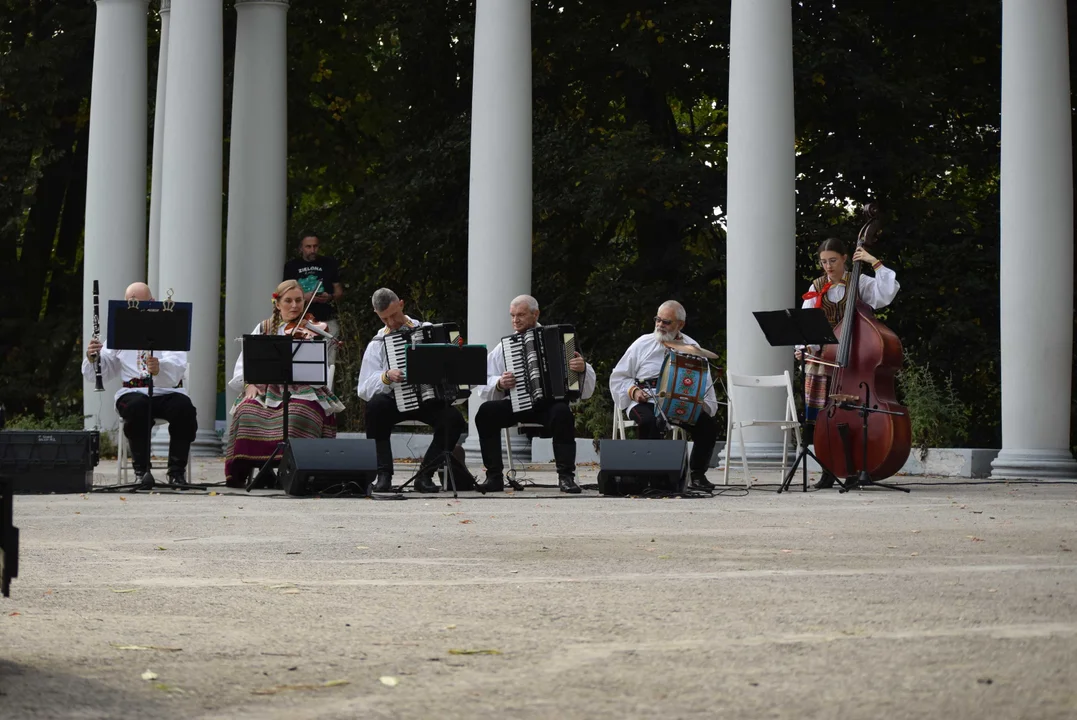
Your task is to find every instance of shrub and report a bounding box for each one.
[897,354,970,458]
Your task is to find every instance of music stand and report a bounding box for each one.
[242,335,328,491]
[107,299,193,490]
[753,308,839,493]
[404,343,487,498]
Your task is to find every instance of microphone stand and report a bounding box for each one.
[836,383,909,494]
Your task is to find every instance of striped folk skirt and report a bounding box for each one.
[804,370,830,423]
[224,398,337,487]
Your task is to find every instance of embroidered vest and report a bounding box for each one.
[812,273,850,327]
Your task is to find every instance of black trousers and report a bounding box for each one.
[115,391,198,473]
[629,402,717,474]
[475,397,576,474]
[365,393,466,476]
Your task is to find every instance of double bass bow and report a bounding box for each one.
[813,203,912,485]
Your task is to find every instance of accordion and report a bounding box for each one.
[499,325,581,414]
[383,323,471,412]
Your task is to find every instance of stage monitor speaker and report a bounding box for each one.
[597,439,688,496]
[278,439,377,496]
[0,430,99,494]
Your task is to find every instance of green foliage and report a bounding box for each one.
[3,1,1072,451]
[897,353,970,457]
[574,392,614,442]
[4,410,84,431]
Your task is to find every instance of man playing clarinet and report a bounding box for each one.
[356,288,466,494]
[82,282,197,487]
[474,295,596,494]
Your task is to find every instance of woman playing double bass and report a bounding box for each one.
[796,238,901,488]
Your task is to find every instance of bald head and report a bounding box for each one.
[124,282,153,302]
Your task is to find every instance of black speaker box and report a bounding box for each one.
[597,439,688,496]
[0,430,99,494]
[278,438,377,496]
[1,477,18,597]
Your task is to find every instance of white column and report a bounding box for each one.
[158,0,224,455]
[724,0,796,464]
[147,0,171,292]
[224,0,289,414]
[82,0,148,433]
[464,0,533,464]
[992,0,1077,480]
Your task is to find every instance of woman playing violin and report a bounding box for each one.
[223,280,345,487]
[797,238,900,487]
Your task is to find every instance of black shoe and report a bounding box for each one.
[689,473,715,491]
[814,471,836,489]
[167,470,190,486]
[476,473,504,495]
[372,473,393,493]
[558,475,582,494]
[414,475,440,494]
[135,471,155,490]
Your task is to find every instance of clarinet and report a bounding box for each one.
[91,280,104,392]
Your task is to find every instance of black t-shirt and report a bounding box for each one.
[283,255,340,322]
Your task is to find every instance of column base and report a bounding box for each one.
[719,441,795,469]
[990,448,1077,481]
[151,427,221,457]
[191,429,223,457]
[461,430,531,468]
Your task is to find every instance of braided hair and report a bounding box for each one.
[268,279,302,333]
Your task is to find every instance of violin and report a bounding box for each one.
[284,313,340,345]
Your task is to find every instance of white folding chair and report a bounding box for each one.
[723,371,801,489]
[612,407,686,440]
[117,365,193,483]
[505,422,544,485]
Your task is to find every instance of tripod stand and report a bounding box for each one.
[752,309,841,493]
[834,384,910,494]
[401,343,487,499]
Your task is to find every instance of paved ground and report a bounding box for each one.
[2,458,1076,719]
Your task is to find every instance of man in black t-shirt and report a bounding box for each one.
[283,234,344,377]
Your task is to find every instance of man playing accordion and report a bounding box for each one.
[474,295,596,494]
[357,288,466,493]
[609,301,718,491]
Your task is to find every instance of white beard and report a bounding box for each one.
[653,328,678,343]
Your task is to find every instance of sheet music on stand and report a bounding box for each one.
[241,336,327,386]
[290,341,328,385]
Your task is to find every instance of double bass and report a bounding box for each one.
[813,204,912,483]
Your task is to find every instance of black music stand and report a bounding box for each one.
[404,344,487,498]
[108,300,193,490]
[753,308,839,493]
[242,335,328,491]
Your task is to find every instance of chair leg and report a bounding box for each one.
[504,427,516,479]
[780,430,789,483]
[722,416,732,487]
[738,425,749,489]
[117,422,127,484]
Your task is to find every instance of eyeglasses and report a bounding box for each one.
[654,317,675,326]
